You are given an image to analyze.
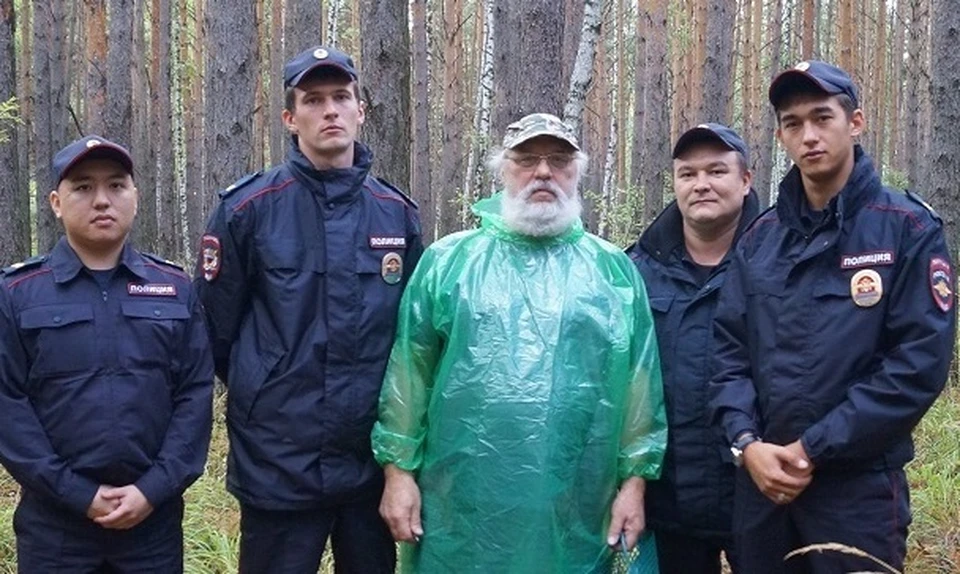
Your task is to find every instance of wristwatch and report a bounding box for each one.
[730,432,761,467]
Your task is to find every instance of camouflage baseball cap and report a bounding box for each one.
[502,113,580,151]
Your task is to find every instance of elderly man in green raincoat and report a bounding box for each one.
[372,113,667,574]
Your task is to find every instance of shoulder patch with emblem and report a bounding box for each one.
[905,189,942,223]
[2,255,47,276]
[201,235,222,282]
[219,171,262,199]
[930,258,953,312]
[373,177,419,209]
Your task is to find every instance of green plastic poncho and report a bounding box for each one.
[372,194,667,574]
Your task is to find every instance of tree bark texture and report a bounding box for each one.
[699,0,735,124]
[286,0,323,59]
[756,0,782,207]
[204,0,257,203]
[84,0,107,134]
[929,0,960,248]
[438,0,464,237]
[153,0,177,257]
[106,0,133,148]
[640,0,669,226]
[411,0,434,242]
[32,0,68,251]
[492,0,566,139]
[0,0,27,263]
[360,0,411,190]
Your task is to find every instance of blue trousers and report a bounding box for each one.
[238,492,395,574]
[733,466,910,574]
[14,490,183,574]
[654,529,738,574]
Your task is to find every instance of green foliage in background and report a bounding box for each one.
[0,97,21,144]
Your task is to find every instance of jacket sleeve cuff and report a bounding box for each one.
[135,470,173,509]
[722,412,758,445]
[63,476,100,517]
[800,426,827,465]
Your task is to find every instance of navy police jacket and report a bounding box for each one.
[627,191,759,539]
[0,238,214,516]
[197,141,423,510]
[711,147,955,472]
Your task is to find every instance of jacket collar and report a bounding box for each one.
[50,237,148,284]
[286,139,373,204]
[635,188,761,264]
[775,145,880,230]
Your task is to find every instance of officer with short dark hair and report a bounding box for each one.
[711,61,956,573]
[627,123,757,574]
[0,135,214,573]
[196,45,422,573]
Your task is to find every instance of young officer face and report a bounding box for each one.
[49,158,138,254]
[283,74,365,169]
[673,143,751,232]
[776,94,864,188]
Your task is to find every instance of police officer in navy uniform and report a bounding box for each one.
[0,135,214,573]
[196,45,422,573]
[711,61,956,573]
[627,123,757,574]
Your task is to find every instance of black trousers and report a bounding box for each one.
[654,529,738,574]
[733,467,910,574]
[238,494,395,574]
[14,491,184,574]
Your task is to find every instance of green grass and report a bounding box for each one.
[2,386,959,573]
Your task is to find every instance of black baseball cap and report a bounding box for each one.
[284,46,358,89]
[769,60,859,108]
[52,135,134,186]
[673,123,749,163]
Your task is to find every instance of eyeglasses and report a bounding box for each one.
[506,153,576,170]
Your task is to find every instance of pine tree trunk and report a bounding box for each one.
[757,0,783,207]
[700,0,734,123]
[438,0,464,237]
[491,0,566,138]
[0,0,27,263]
[640,0,669,226]
[929,0,960,247]
[905,0,925,191]
[16,0,30,253]
[802,0,815,59]
[204,0,257,196]
[33,0,68,251]
[84,0,107,134]
[286,0,322,58]
[153,0,177,258]
[106,0,133,147]
[410,0,433,242]
[630,0,646,197]
[268,0,284,165]
[359,0,411,190]
[132,0,156,251]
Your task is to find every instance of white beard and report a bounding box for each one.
[500,181,582,237]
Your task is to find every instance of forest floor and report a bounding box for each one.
[1,385,958,573]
